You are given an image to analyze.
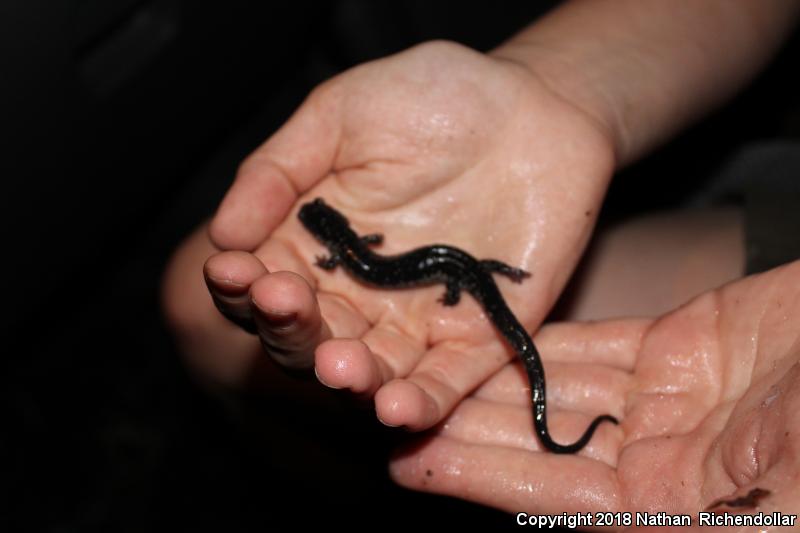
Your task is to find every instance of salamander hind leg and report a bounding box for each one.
[437,280,462,306]
[360,233,384,246]
[479,259,531,283]
[315,253,341,270]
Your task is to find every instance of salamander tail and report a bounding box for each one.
[535,414,618,454]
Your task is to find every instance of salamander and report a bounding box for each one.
[298,197,617,453]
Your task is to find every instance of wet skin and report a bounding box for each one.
[299,198,617,453]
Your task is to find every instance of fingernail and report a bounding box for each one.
[205,275,248,297]
[314,366,342,389]
[261,310,297,328]
[376,413,400,428]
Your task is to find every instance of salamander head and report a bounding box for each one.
[298,198,352,243]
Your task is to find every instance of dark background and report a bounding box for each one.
[2,1,799,531]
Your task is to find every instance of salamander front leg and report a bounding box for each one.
[360,233,384,246]
[479,259,531,283]
[437,281,462,306]
[315,253,342,270]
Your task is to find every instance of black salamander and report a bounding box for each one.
[298,198,617,454]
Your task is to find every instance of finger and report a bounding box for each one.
[250,238,373,339]
[165,226,263,386]
[474,361,631,416]
[313,319,431,400]
[251,237,318,284]
[314,339,384,398]
[209,83,342,250]
[535,318,652,370]
[360,323,426,380]
[390,436,622,514]
[317,292,372,339]
[436,397,621,465]
[317,323,427,420]
[374,339,508,430]
[204,250,269,333]
[249,270,332,370]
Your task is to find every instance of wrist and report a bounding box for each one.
[489,42,625,169]
[489,1,800,169]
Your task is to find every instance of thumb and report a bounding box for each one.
[209,82,341,250]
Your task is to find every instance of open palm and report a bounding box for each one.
[205,40,614,429]
[391,261,800,525]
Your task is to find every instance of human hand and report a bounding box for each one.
[390,261,800,527]
[194,40,615,429]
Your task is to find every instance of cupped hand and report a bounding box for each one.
[390,261,800,526]
[201,40,615,430]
